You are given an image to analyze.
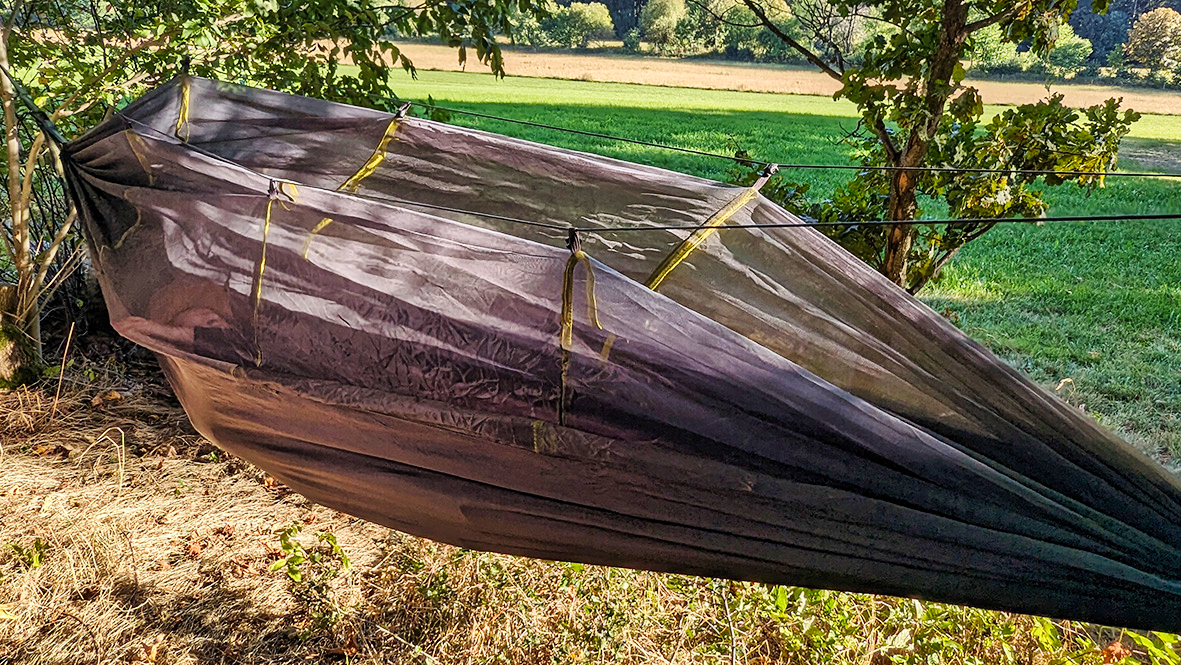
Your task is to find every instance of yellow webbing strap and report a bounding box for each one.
[340,117,401,193]
[558,247,602,425]
[252,181,299,366]
[125,132,154,186]
[560,250,602,351]
[601,166,776,363]
[300,217,334,259]
[175,76,191,143]
[302,117,402,258]
[643,185,760,291]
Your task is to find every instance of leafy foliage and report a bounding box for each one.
[732,94,1139,292]
[516,1,616,48]
[547,2,617,48]
[1046,24,1094,75]
[1124,7,1181,69]
[7,537,46,569]
[969,24,1039,75]
[271,524,352,638]
[733,0,1138,291]
[640,0,687,50]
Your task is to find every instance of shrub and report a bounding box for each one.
[970,25,1041,75]
[1106,45,1126,69]
[640,0,686,51]
[544,2,616,48]
[513,0,558,46]
[622,26,641,51]
[1047,24,1092,76]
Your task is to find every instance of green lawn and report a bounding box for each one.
[389,69,1181,457]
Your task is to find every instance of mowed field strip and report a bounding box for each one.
[395,41,1181,120]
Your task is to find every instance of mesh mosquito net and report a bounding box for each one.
[62,76,1181,630]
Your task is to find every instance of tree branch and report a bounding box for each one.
[685,0,763,29]
[964,6,1021,34]
[31,206,77,302]
[0,25,30,279]
[2,0,26,41]
[866,100,900,162]
[741,0,845,81]
[52,29,184,114]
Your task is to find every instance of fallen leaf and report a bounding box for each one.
[187,533,203,558]
[325,631,359,658]
[128,634,167,664]
[1101,640,1132,664]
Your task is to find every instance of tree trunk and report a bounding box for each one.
[879,0,968,290]
[882,168,919,286]
[0,19,46,384]
[0,284,41,387]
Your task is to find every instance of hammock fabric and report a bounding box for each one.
[63,76,1181,630]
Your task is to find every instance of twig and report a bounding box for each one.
[123,529,139,589]
[53,610,104,663]
[49,321,75,421]
[720,582,737,665]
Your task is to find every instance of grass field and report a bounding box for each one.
[3,66,1181,664]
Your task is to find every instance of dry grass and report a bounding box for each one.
[0,348,1153,664]
[394,42,1181,116]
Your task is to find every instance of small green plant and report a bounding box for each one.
[425,95,452,123]
[1128,632,1181,665]
[271,524,351,638]
[622,27,641,52]
[8,538,47,568]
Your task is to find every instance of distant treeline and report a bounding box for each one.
[521,0,1181,86]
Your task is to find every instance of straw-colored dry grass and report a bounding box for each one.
[394,42,1181,116]
[0,346,1158,664]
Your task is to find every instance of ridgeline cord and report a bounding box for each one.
[112,111,1181,235]
[577,211,1181,233]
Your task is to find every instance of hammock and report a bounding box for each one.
[62,76,1181,631]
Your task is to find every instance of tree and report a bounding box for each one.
[641,0,687,50]
[1069,1,1130,64]
[734,0,1139,292]
[600,0,646,34]
[0,0,547,384]
[544,2,617,47]
[1125,7,1181,68]
[969,24,1037,74]
[1047,23,1093,74]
